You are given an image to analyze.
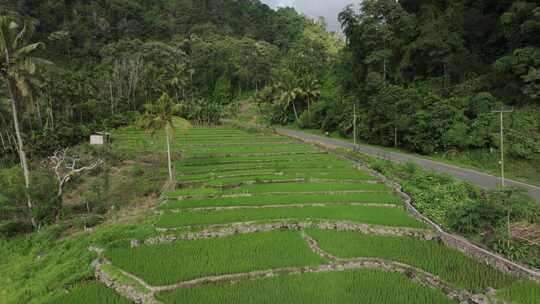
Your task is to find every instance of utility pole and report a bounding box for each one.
[492,105,513,187]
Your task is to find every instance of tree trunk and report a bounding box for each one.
[6,78,37,229]
[292,101,299,122]
[166,127,173,181]
[109,80,114,115]
[0,131,6,152]
[394,126,398,148]
[35,96,43,128]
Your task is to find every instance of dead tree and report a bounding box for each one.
[48,148,104,219]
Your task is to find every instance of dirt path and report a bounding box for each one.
[276,127,540,203]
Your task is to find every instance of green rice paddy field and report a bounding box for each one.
[73,126,539,304]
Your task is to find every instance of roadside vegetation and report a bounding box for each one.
[343,149,540,269]
[287,125,540,187]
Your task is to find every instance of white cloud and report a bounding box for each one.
[276,0,295,7]
[261,0,357,32]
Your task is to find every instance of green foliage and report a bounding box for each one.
[496,279,540,304]
[180,98,226,125]
[157,269,456,304]
[349,150,540,268]
[401,169,479,227]
[447,199,505,235]
[0,223,154,304]
[213,75,232,104]
[0,167,59,235]
[0,0,320,162]
[51,283,131,304]
[279,0,540,162]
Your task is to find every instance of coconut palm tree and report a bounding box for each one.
[138,93,191,181]
[0,16,50,229]
[277,83,303,123]
[300,80,321,112]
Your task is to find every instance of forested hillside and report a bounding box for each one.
[0,0,340,163]
[0,0,342,236]
[258,0,539,161]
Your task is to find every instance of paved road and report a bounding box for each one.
[276,127,540,203]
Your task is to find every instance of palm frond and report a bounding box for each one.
[13,42,44,59]
[14,75,31,97]
[13,19,37,50]
[0,17,14,59]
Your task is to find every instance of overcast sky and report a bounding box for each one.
[262,0,357,32]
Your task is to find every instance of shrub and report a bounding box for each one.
[73,214,105,229]
[297,110,318,129]
[447,199,505,234]
[0,220,34,238]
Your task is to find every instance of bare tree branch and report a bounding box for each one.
[47,148,104,199]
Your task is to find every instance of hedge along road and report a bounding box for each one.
[275,127,540,203]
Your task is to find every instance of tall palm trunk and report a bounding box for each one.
[165,127,173,181]
[291,101,299,122]
[6,77,37,229]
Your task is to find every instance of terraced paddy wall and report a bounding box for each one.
[90,125,540,304]
[274,126,540,283]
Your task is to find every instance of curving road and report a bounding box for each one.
[275,127,540,203]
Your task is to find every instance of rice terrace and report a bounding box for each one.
[2,1,540,303]
[51,125,537,304]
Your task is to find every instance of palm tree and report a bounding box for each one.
[138,93,191,181]
[278,84,303,123]
[301,80,321,112]
[0,16,50,229]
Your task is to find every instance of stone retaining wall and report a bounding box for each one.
[276,128,540,283]
[145,220,436,245]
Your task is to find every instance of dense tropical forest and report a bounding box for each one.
[1,0,540,303]
[258,0,540,156]
[0,0,342,230]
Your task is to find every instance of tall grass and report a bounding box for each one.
[106,231,327,285]
[156,269,457,304]
[49,283,131,304]
[496,279,540,304]
[305,229,514,292]
[156,205,426,229]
